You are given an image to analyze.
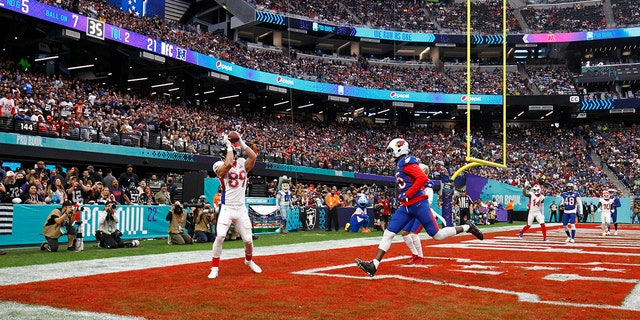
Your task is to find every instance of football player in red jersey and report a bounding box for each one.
[518,183,548,241]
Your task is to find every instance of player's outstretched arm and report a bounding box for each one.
[237,133,257,172]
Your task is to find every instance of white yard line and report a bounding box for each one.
[0,225,523,320]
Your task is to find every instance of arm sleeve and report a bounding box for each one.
[403,164,427,198]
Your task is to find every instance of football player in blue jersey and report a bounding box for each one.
[400,165,442,265]
[560,182,583,243]
[355,138,484,277]
[608,188,621,235]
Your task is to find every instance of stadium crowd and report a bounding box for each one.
[0,54,629,199]
[33,0,585,95]
[0,0,635,199]
[250,0,638,33]
[587,124,640,196]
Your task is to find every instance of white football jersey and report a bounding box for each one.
[219,158,248,206]
[599,198,614,214]
[528,192,545,214]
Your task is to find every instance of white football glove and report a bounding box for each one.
[222,134,233,151]
[237,132,248,149]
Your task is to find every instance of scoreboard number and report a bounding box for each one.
[86,17,105,40]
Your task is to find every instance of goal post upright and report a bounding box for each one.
[442,0,509,226]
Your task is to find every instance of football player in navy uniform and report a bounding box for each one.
[355,138,484,277]
[608,188,621,235]
[400,165,438,266]
[560,182,583,243]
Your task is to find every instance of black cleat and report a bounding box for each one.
[355,258,377,277]
[466,220,484,240]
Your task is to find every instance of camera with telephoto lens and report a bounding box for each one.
[182,197,205,208]
[173,204,183,214]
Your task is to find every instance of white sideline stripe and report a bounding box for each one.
[623,284,640,310]
[544,273,640,283]
[0,225,521,286]
[0,237,386,286]
[0,301,147,320]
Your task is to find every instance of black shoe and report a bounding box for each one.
[466,220,484,240]
[326,229,332,232]
[0,250,6,255]
[355,258,377,277]
[67,246,77,251]
[40,242,47,251]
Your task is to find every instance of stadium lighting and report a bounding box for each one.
[273,100,289,106]
[517,111,524,117]
[203,90,215,95]
[168,88,180,92]
[219,94,240,100]
[151,82,173,88]
[127,77,148,82]
[298,103,313,109]
[34,55,59,62]
[545,111,553,117]
[67,64,94,70]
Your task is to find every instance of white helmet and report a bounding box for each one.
[565,183,575,192]
[212,160,224,173]
[603,191,610,200]
[418,163,429,175]
[386,138,410,159]
[532,184,541,194]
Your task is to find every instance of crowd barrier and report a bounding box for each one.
[0,202,377,247]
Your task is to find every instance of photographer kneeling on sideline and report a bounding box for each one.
[41,200,78,252]
[96,202,125,249]
[167,201,193,245]
[193,202,215,243]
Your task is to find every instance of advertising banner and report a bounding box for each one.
[0,204,172,246]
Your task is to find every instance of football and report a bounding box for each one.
[228,131,240,143]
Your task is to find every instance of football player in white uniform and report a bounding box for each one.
[518,183,548,241]
[208,132,262,279]
[597,190,614,236]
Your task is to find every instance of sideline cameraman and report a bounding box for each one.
[166,201,193,245]
[193,202,215,243]
[96,202,125,249]
[41,200,78,252]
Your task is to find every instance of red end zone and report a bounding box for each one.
[2,225,640,319]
